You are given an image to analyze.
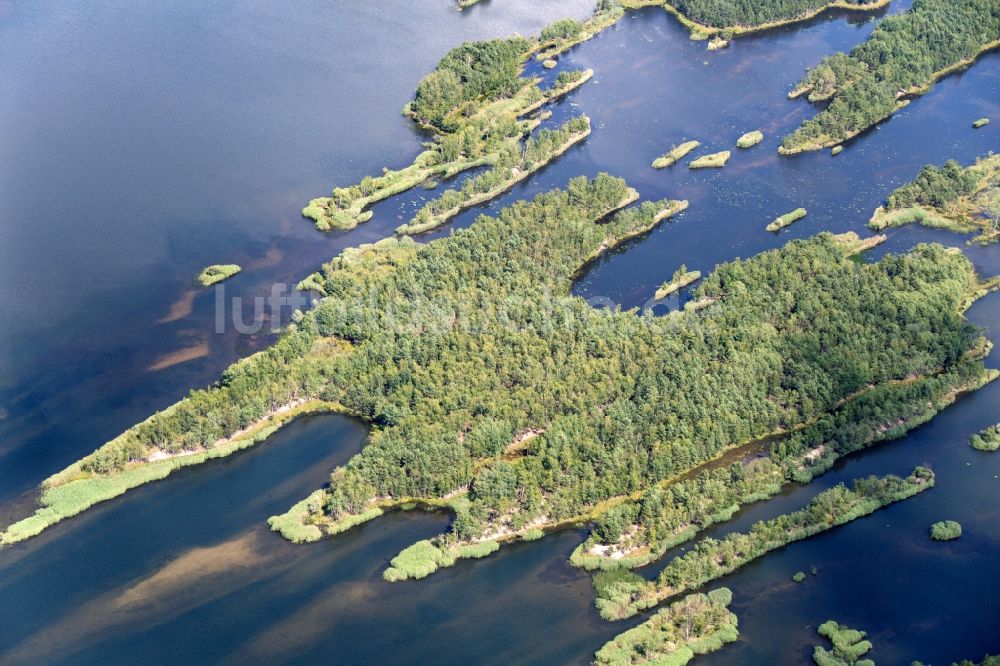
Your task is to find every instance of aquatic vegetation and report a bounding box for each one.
[973,118,990,129]
[593,588,738,665]
[767,207,807,232]
[970,424,1000,451]
[930,520,962,541]
[793,571,806,583]
[652,140,700,168]
[781,0,1000,153]
[813,620,873,666]
[594,468,935,620]
[689,150,730,168]
[654,265,701,299]
[868,155,1000,244]
[197,264,241,287]
[736,130,763,148]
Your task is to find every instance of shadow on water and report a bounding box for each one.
[0,0,999,663]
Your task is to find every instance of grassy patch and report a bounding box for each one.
[689,150,730,168]
[767,207,807,232]
[197,264,241,287]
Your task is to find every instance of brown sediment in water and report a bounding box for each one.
[0,530,282,664]
[158,290,197,324]
[147,340,210,371]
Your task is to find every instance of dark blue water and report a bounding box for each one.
[1,0,998,663]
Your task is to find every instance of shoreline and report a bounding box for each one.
[624,0,892,41]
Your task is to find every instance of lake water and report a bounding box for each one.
[0,0,998,663]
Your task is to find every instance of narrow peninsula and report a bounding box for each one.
[868,155,999,245]
[654,265,701,299]
[593,588,738,665]
[781,0,1000,154]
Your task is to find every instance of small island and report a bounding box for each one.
[930,520,962,541]
[654,265,701,299]
[593,588,738,665]
[689,150,730,169]
[793,571,807,583]
[831,145,844,156]
[652,140,701,168]
[767,207,807,232]
[971,423,1000,451]
[197,264,242,287]
[813,620,873,666]
[737,130,763,148]
[973,118,990,128]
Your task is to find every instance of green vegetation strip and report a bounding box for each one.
[593,587,737,665]
[652,140,701,168]
[1,399,342,546]
[655,265,701,299]
[594,467,935,620]
[781,0,1000,153]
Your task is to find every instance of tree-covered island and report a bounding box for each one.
[7,171,995,580]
